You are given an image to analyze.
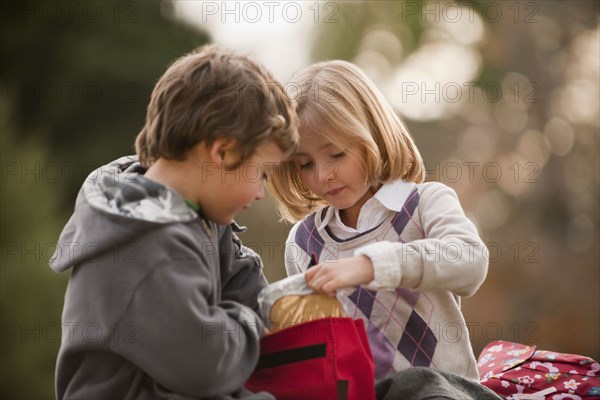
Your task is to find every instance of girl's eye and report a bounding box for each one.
[331,151,346,158]
[298,161,314,170]
[262,172,268,181]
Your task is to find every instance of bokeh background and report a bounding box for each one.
[1,0,598,398]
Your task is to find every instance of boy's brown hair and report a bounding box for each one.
[136,44,298,167]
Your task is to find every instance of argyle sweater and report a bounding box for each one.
[284,182,488,382]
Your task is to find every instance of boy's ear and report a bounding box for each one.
[208,138,238,164]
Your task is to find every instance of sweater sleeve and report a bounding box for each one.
[111,229,264,398]
[355,183,488,297]
[219,225,269,313]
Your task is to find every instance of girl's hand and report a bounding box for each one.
[304,255,374,296]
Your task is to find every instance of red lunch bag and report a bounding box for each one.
[245,317,375,400]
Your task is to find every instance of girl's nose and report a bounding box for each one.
[317,161,336,183]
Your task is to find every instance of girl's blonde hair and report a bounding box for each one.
[268,60,425,223]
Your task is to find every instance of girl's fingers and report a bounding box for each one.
[305,271,318,289]
[308,274,330,293]
[304,264,322,280]
[321,281,338,296]
[309,275,325,291]
[306,264,341,294]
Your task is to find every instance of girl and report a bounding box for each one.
[268,61,489,382]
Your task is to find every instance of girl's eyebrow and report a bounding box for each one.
[294,143,334,156]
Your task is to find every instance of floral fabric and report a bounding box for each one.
[478,340,600,399]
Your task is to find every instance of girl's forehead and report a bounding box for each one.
[299,127,322,141]
[297,129,332,149]
[296,133,349,157]
[299,124,341,143]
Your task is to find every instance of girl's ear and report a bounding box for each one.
[208,138,239,165]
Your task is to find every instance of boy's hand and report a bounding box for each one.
[304,255,374,296]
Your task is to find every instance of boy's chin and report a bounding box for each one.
[203,211,235,226]
[207,206,250,225]
[214,216,235,225]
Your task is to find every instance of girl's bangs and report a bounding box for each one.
[299,100,367,145]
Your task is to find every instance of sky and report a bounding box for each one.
[173,0,318,81]
[172,0,493,122]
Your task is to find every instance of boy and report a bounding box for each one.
[49,44,298,399]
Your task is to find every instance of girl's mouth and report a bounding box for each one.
[326,187,345,196]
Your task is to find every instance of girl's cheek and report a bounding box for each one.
[299,170,310,184]
[301,170,318,190]
[325,161,339,179]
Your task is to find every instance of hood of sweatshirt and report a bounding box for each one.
[50,156,199,273]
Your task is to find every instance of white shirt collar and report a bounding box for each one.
[373,179,416,212]
[318,179,416,236]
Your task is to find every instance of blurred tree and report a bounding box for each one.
[1,104,69,398]
[1,0,210,203]
[308,0,599,360]
[1,0,209,397]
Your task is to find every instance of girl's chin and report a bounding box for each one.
[329,199,359,211]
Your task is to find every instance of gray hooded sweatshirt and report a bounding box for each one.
[50,156,273,400]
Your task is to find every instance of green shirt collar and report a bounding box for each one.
[183,198,200,213]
